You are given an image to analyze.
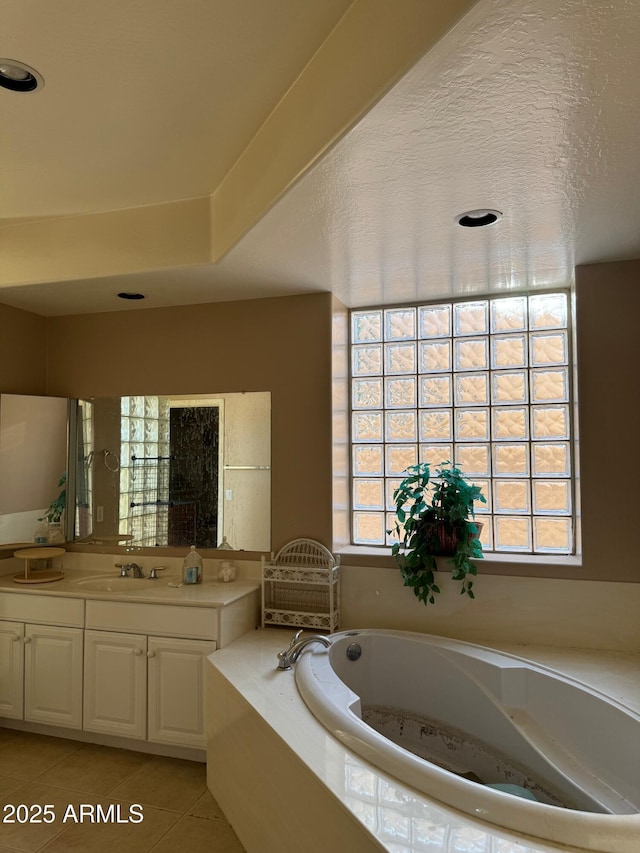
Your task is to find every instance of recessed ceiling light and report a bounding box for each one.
[0,60,44,92]
[455,209,502,228]
[117,292,146,301]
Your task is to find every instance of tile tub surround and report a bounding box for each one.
[338,562,640,652]
[0,729,245,853]
[206,629,640,853]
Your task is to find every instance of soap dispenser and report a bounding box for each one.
[34,520,49,545]
[182,545,203,585]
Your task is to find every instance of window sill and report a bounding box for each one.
[336,545,583,577]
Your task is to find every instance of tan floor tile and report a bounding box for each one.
[40,800,179,853]
[0,781,84,852]
[110,756,206,812]
[37,743,150,796]
[0,730,19,748]
[187,789,226,821]
[0,733,82,781]
[0,777,26,800]
[148,814,245,853]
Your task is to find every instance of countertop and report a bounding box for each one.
[0,554,260,608]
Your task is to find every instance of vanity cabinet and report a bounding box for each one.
[84,601,217,748]
[0,582,258,755]
[0,596,84,729]
[83,630,215,747]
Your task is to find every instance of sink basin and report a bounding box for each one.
[73,575,153,592]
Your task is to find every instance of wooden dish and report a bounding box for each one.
[13,547,65,584]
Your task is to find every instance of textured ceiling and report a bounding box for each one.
[222,0,640,308]
[1,0,639,316]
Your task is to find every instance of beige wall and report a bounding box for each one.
[45,293,333,551]
[0,304,47,395]
[573,259,640,580]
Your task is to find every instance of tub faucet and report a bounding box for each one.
[277,630,331,670]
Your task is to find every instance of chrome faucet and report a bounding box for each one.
[118,562,145,578]
[276,630,331,670]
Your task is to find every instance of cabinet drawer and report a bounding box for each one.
[0,594,84,627]
[85,601,218,641]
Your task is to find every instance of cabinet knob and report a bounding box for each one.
[134,648,143,656]
[23,637,31,644]
[147,651,156,658]
[11,633,19,642]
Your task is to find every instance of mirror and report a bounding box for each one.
[0,394,69,546]
[72,392,270,551]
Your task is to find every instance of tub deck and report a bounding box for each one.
[206,628,640,853]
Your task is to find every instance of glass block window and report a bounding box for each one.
[120,396,171,547]
[351,293,574,554]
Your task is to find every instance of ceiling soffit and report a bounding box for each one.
[0,0,479,292]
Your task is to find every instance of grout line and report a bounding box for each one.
[0,735,84,785]
[0,732,189,804]
[101,753,158,796]
[146,819,180,853]
[0,728,234,853]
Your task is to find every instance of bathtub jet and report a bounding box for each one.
[295,629,640,853]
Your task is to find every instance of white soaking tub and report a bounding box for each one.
[295,629,640,853]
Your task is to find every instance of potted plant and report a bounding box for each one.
[389,462,485,605]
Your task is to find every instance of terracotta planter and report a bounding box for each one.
[419,520,483,556]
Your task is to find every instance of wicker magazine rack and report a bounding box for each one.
[261,538,340,632]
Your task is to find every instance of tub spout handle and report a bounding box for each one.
[277,649,293,671]
[276,630,303,670]
[288,630,303,650]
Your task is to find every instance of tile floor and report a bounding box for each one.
[0,728,245,852]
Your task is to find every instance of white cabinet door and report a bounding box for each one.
[24,624,83,728]
[84,630,147,739]
[0,620,24,719]
[147,636,215,748]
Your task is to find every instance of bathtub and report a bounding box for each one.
[295,629,640,853]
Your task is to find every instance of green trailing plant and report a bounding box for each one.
[389,462,486,605]
[39,472,67,523]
